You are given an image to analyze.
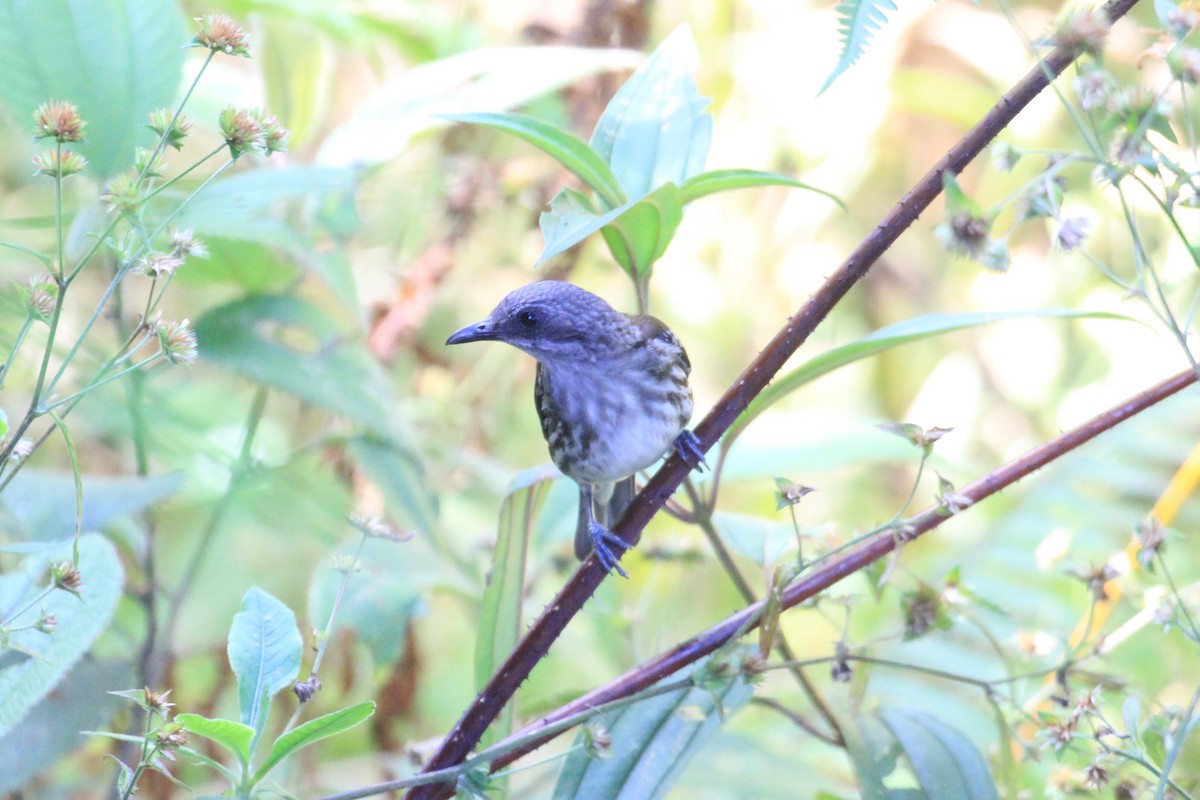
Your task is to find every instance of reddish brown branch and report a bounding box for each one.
[407,0,1144,795]
[489,367,1197,768]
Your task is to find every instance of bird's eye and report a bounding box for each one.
[517,310,538,328]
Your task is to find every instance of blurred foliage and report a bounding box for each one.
[0,0,1199,797]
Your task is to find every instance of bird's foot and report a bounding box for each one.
[589,520,630,578]
[674,430,708,472]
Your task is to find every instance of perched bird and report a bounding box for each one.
[446,280,705,576]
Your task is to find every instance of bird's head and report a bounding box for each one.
[446,280,626,365]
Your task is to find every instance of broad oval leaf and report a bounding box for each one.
[538,187,630,266]
[227,587,301,735]
[589,25,711,200]
[0,0,186,178]
[553,650,756,800]
[193,294,395,437]
[724,309,1131,448]
[176,713,256,767]
[0,534,124,739]
[877,707,997,800]
[448,112,624,209]
[252,701,375,783]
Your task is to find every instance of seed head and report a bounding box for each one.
[33,149,87,178]
[33,100,86,143]
[1052,8,1109,58]
[147,109,192,151]
[26,274,58,319]
[191,14,250,57]
[155,318,198,365]
[50,561,83,596]
[102,172,143,216]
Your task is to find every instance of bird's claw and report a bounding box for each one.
[590,521,629,578]
[674,430,708,472]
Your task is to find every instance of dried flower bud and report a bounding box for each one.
[191,14,250,57]
[935,473,972,515]
[1066,563,1119,602]
[155,318,198,365]
[831,642,853,683]
[137,251,185,278]
[36,611,58,633]
[773,478,815,509]
[1055,216,1091,251]
[155,728,188,750]
[133,147,165,179]
[254,110,290,155]
[293,676,322,703]
[902,586,948,640]
[26,274,58,319]
[169,228,207,259]
[142,687,175,717]
[1042,718,1075,750]
[102,172,143,216]
[348,512,414,541]
[50,561,83,596]
[33,100,86,143]
[219,106,266,159]
[33,149,87,178]
[1052,8,1109,58]
[1135,515,1166,567]
[1072,69,1113,110]
[147,109,192,150]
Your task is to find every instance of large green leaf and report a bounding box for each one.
[877,707,997,800]
[0,534,124,738]
[553,650,756,799]
[252,701,375,783]
[475,468,553,750]
[0,658,132,793]
[0,470,183,545]
[193,294,394,437]
[589,25,711,201]
[346,435,437,536]
[725,309,1130,447]
[227,587,301,737]
[448,113,624,209]
[317,45,642,167]
[0,0,186,178]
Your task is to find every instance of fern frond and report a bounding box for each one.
[821,0,899,94]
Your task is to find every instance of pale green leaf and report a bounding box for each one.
[537,187,629,266]
[193,294,395,437]
[590,25,711,200]
[0,0,186,178]
[680,169,845,210]
[177,713,256,767]
[553,651,756,799]
[599,183,683,280]
[476,470,553,750]
[253,702,375,783]
[0,535,124,738]
[877,707,998,800]
[725,309,1130,448]
[448,112,624,208]
[227,588,301,735]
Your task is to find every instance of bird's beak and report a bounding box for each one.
[446,319,497,345]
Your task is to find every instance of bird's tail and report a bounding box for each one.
[574,477,636,561]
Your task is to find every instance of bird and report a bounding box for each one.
[446,280,706,576]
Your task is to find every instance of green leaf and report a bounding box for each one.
[553,651,756,799]
[227,587,301,737]
[589,25,711,200]
[346,435,437,536]
[176,713,256,768]
[317,45,642,167]
[193,294,395,437]
[0,535,124,739]
[537,187,629,266]
[0,0,185,179]
[821,0,898,94]
[599,183,683,280]
[447,112,624,209]
[0,470,182,544]
[475,469,553,750]
[725,309,1130,448]
[843,713,893,800]
[252,701,375,784]
[176,167,363,310]
[679,169,845,210]
[714,512,794,568]
[877,707,997,800]
[0,659,132,794]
